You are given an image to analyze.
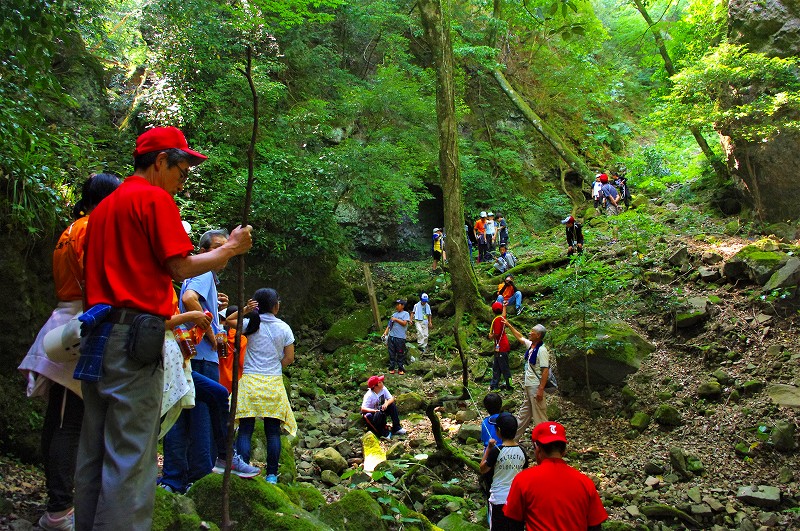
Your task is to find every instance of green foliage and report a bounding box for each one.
[659,44,800,141]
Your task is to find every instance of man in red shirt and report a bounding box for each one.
[75,127,253,530]
[504,422,608,531]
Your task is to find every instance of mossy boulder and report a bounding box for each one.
[279,484,326,512]
[437,513,485,531]
[313,447,348,474]
[321,308,375,352]
[629,412,651,432]
[279,436,298,483]
[551,321,655,388]
[675,297,709,328]
[188,474,331,530]
[404,510,445,531]
[319,489,387,531]
[697,380,723,400]
[395,392,426,414]
[654,404,683,427]
[153,487,216,531]
[722,241,798,285]
[422,495,475,522]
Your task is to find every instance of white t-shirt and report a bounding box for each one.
[485,219,496,235]
[486,445,528,504]
[520,338,550,388]
[592,181,603,199]
[242,313,294,376]
[362,387,393,411]
[412,301,432,321]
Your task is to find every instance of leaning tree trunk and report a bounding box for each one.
[493,68,595,186]
[418,0,484,315]
[631,0,729,182]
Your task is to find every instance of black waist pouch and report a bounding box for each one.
[126,314,166,365]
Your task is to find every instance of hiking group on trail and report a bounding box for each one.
[17,125,607,530]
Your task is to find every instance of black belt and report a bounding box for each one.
[107,308,146,325]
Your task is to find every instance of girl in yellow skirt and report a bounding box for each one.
[234,288,297,484]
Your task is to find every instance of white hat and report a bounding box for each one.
[480,211,487,217]
[561,215,575,224]
[433,228,439,233]
[43,315,83,362]
[487,211,494,217]
[421,293,429,301]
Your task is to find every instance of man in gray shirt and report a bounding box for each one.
[382,299,410,375]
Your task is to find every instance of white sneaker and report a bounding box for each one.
[38,508,74,531]
[394,428,407,436]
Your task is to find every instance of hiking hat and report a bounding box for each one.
[532,421,568,445]
[133,126,208,164]
[599,174,609,183]
[395,299,406,306]
[433,228,440,233]
[421,293,429,302]
[561,215,575,225]
[480,211,487,217]
[491,301,503,313]
[487,211,494,217]
[367,375,385,388]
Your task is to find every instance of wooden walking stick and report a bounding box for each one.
[221,45,259,531]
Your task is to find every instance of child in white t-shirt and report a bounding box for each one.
[480,413,527,530]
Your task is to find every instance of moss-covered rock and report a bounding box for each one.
[313,447,348,474]
[629,412,650,432]
[436,513,485,531]
[188,474,331,530]
[395,392,426,414]
[403,510,445,531]
[279,435,298,483]
[675,297,709,328]
[321,308,375,352]
[152,487,217,531]
[722,241,799,284]
[697,380,722,400]
[422,495,475,523]
[279,484,327,512]
[654,404,682,427]
[551,321,655,388]
[319,489,387,531]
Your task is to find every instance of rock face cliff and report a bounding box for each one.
[723,0,800,223]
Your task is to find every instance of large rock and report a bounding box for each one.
[437,513,485,531]
[188,473,332,530]
[676,297,709,328]
[320,489,388,531]
[457,423,483,443]
[655,404,683,427]
[729,0,800,58]
[313,447,348,474]
[767,383,800,407]
[551,321,655,388]
[321,308,375,352]
[736,485,781,508]
[723,243,794,284]
[762,257,800,291]
[770,420,796,451]
[395,392,426,414]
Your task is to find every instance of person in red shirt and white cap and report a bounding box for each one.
[504,422,608,531]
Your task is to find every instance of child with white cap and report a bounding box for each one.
[412,294,433,353]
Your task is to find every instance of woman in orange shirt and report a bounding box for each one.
[18,173,121,529]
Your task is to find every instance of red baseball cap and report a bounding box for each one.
[133,126,208,165]
[532,421,568,444]
[367,375,385,388]
[491,301,503,313]
[599,174,609,183]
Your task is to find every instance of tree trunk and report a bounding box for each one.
[630,0,729,181]
[493,68,595,185]
[418,0,484,315]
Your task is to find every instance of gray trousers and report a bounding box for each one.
[74,323,164,530]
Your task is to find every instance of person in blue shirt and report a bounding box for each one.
[481,392,503,449]
[382,299,410,374]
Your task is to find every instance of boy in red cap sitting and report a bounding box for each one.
[361,375,407,439]
[504,422,608,530]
